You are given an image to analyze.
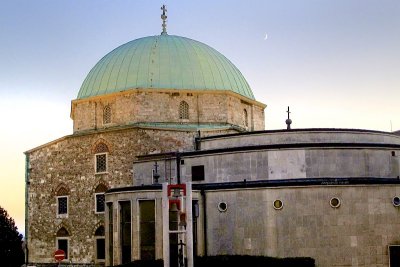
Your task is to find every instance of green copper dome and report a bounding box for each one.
[77,35,254,100]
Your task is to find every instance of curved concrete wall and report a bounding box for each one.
[200,130,400,150]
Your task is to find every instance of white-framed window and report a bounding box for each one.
[56,238,69,260]
[56,227,70,260]
[95,193,105,213]
[93,142,110,174]
[57,196,68,216]
[95,153,108,173]
[56,186,69,218]
[95,226,105,262]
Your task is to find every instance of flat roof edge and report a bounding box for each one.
[105,177,400,194]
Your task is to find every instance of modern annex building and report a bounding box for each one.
[25,10,400,267]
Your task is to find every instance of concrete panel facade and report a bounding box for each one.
[133,147,399,185]
[200,130,400,150]
[205,185,400,267]
[106,184,400,267]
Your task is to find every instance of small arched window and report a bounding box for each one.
[103,105,111,125]
[95,226,105,261]
[179,101,189,120]
[243,109,248,127]
[94,143,109,174]
[56,227,70,260]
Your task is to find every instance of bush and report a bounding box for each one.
[113,255,315,267]
[0,206,25,267]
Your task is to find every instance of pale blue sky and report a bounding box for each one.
[0,0,399,233]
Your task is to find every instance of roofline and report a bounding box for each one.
[24,135,71,155]
[135,142,400,161]
[25,121,245,154]
[197,128,397,141]
[105,177,400,194]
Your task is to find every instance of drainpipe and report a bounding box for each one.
[195,131,201,151]
[24,153,30,265]
[176,152,181,184]
[200,189,207,256]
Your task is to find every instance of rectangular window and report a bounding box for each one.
[57,196,68,215]
[389,245,400,267]
[139,200,155,260]
[192,165,205,181]
[96,238,105,260]
[57,238,69,259]
[107,203,113,265]
[120,201,131,264]
[96,153,107,173]
[95,193,105,213]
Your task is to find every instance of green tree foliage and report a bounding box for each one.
[0,206,25,267]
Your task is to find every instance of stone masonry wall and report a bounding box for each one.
[27,127,198,264]
[72,90,265,133]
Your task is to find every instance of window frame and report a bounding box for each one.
[103,105,112,125]
[107,202,114,266]
[138,199,156,260]
[179,101,189,120]
[95,193,106,214]
[56,237,70,260]
[56,196,68,217]
[191,165,205,181]
[243,109,248,127]
[95,152,108,174]
[95,236,106,262]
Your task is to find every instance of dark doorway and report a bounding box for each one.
[390,246,400,267]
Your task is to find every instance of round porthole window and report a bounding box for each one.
[218,202,228,212]
[330,197,341,208]
[273,199,283,210]
[393,196,400,207]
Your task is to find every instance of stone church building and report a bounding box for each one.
[25,11,400,267]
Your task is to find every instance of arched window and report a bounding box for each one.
[243,109,248,127]
[56,227,70,260]
[95,226,105,261]
[103,105,111,124]
[94,183,108,213]
[56,187,69,216]
[94,143,109,174]
[179,101,189,120]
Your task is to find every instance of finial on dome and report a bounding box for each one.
[286,106,292,130]
[161,5,168,35]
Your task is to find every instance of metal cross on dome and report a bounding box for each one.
[161,5,168,35]
[286,106,292,130]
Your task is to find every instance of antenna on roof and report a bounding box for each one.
[161,5,168,35]
[286,106,292,130]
